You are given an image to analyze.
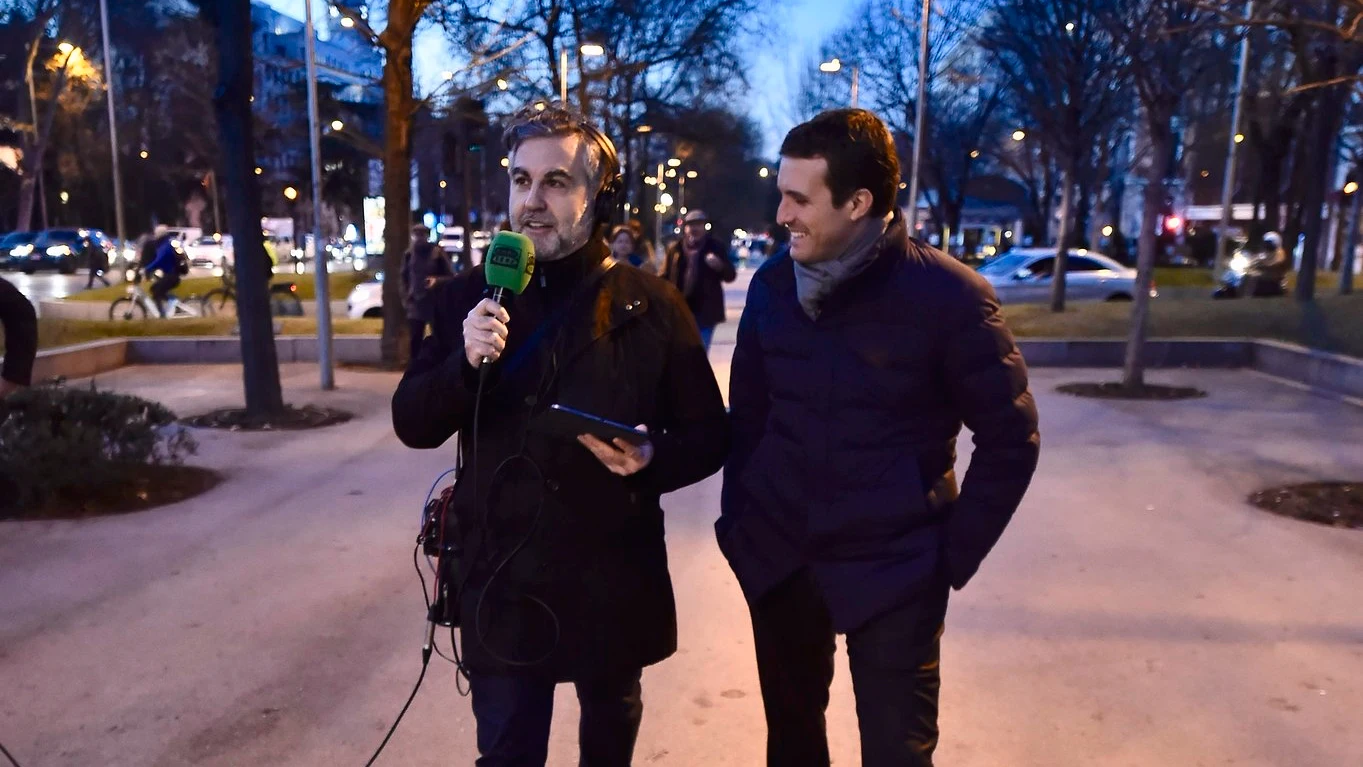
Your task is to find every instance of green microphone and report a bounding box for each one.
[481,231,536,365]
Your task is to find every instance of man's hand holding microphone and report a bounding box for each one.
[463,231,652,475]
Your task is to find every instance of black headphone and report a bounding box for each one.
[580,122,623,227]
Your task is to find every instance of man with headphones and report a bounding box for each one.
[392,103,729,766]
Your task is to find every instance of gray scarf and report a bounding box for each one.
[793,212,893,320]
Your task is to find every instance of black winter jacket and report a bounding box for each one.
[392,239,729,680]
[719,213,1040,632]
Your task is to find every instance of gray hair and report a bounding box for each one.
[502,102,612,193]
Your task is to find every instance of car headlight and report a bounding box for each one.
[12,244,34,256]
[46,245,72,257]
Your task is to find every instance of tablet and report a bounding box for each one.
[530,404,650,447]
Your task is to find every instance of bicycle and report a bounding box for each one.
[199,263,304,318]
[109,269,204,320]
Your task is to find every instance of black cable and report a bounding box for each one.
[1,741,22,767]
[362,645,431,767]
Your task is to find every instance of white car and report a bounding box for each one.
[976,248,1154,304]
[184,235,232,268]
[347,271,383,319]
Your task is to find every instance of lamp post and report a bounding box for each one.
[1215,0,1254,276]
[304,0,334,390]
[907,0,930,234]
[98,0,127,251]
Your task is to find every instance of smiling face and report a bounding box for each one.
[775,156,871,265]
[509,134,595,262]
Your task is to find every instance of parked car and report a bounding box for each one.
[346,271,383,319]
[976,248,1154,304]
[16,228,116,275]
[0,231,39,270]
[184,234,232,268]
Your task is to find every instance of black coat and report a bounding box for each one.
[392,239,729,681]
[664,235,737,328]
[720,213,1040,633]
[400,242,453,321]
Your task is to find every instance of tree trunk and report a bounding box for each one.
[380,17,418,366]
[1123,119,1171,391]
[16,63,70,232]
[1295,93,1346,302]
[1049,164,1074,313]
[206,0,284,415]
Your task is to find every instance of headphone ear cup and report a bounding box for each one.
[594,174,623,227]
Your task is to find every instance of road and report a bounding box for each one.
[0,269,112,303]
[2,291,1362,766]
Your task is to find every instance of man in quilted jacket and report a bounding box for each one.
[719,108,1041,766]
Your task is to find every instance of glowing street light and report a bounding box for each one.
[819,58,842,73]
[60,191,70,204]
[284,186,298,201]
[139,150,149,159]
[970,150,980,159]
[580,43,606,57]
[667,158,681,167]
[58,42,75,54]
[636,124,653,133]
[501,157,510,167]
[1346,181,1360,195]
[686,170,698,178]
[340,16,355,28]
[330,120,343,131]
[1065,21,1075,32]
[1012,130,1026,141]
[1234,133,1245,144]
[255,167,263,175]
[659,192,674,207]
[1102,225,1114,237]
[496,78,509,90]
[758,167,769,178]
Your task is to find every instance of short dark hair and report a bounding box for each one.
[609,225,636,245]
[779,108,900,218]
[502,102,616,195]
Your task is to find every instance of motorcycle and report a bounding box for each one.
[1212,249,1287,299]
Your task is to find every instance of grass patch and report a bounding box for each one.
[1003,293,1363,358]
[15,316,382,352]
[1153,267,1216,288]
[66,270,373,303]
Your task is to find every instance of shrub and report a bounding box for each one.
[0,383,197,517]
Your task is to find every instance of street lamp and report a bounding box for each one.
[1346,182,1359,195]
[636,124,653,134]
[1012,129,1026,141]
[496,78,509,90]
[60,191,69,204]
[819,57,859,107]
[284,186,298,201]
[580,43,606,58]
[667,158,681,167]
[330,120,344,131]
[686,170,698,179]
[58,42,75,55]
[139,150,149,159]
[758,167,769,178]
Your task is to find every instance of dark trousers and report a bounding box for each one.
[408,318,428,361]
[86,264,110,288]
[749,569,949,767]
[469,668,644,767]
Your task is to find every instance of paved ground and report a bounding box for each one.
[2,325,1362,764]
[2,269,112,303]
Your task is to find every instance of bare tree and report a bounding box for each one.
[334,0,436,366]
[980,0,1130,312]
[196,0,284,416]
[1106,0,1221,390]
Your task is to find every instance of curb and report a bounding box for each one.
[13,336,1363,402]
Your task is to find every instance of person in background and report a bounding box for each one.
[663,209,736,351]
[85,234,111,289]
[608,225,659,274]
[0,277,38,397]
[627,218,659,275]
[399,224,454,361]
[143,229,184,318]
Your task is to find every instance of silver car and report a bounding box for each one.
[976,248,1154,304]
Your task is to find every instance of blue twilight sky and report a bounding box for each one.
[264,0,860,157]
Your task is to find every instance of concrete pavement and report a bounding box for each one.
[2,349,1362,764]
